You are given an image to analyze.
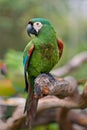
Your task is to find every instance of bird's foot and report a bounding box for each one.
[34,73,56,98]
[46,73,56,83]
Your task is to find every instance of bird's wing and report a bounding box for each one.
[57,39,64,59]
[23,43,34,91]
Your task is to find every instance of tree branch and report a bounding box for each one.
[0,74,87,130]
[51,51,87,76]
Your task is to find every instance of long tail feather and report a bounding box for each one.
[24,86,38,130]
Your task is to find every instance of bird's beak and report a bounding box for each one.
[27,23,38,37]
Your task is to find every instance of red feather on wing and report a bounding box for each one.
[57,39,64,59]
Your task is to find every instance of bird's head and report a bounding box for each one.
[27,18,52,37]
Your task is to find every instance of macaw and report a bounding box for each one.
[23,18,63,130]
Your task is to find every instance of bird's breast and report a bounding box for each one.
[28,42,59,77]
[38,44,53,60]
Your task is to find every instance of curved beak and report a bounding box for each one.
[27,23,38,37]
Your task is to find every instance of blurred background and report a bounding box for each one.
[0,0,87,130]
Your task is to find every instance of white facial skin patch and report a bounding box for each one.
[33,22,43,33]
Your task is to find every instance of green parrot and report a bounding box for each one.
[23,18,63,129]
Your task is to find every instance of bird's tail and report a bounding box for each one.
[24,86,38,130]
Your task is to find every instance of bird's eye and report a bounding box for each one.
[33,22,43,33]
[36,22,40,26]
[35,22,42,26]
